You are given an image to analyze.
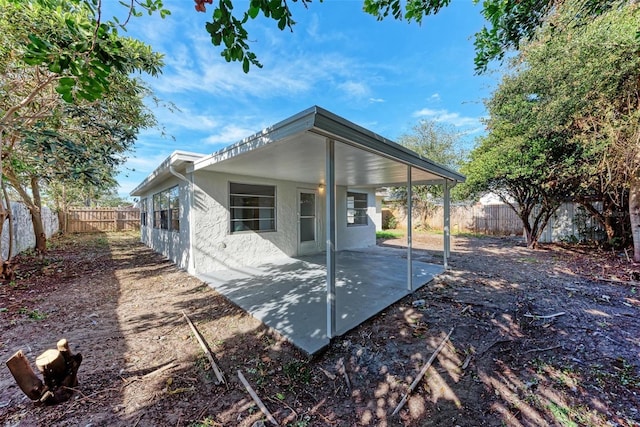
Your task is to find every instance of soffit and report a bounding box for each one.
[195,130,443,187]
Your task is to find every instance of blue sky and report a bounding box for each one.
[113,1,498,198]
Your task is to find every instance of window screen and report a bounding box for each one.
[229,183,276,233]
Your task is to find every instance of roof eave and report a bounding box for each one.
[130,151,204,197]
[310,107,466,183]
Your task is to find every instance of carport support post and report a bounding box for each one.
[407,166,413,291]
[443,179,450,270]
[326,138,336,339]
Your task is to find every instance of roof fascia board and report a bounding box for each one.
[311,107,465,182]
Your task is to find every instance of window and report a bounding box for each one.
[230,182,276,233]
[140,198,148,227]
[347,192,368,226]
[153,186,179,231]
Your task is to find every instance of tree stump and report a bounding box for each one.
[36,349,66,389]
[5,338,82,404]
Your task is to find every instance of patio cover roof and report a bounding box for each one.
[194,105,465,186]
[131,106,465,196]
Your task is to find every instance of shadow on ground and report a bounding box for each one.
[0,232,638,426]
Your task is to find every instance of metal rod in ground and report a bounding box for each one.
[392,327,455,416]
[182,311,226,385]
[237,370,279,426]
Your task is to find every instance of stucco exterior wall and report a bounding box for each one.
[1,202,59,260]
[336,188,377,251]
[191,171,379,273]
[138,176,191,271]
[137,169,380,274]
[192,171,328,271]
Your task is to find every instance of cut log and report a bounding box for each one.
[6,350,44,400]
[57,338,70,354]
[6,339,82,404]
[56,338,81,388]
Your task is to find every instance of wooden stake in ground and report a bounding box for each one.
[392,327,454,416]
[237,370,279,426]
[182,311,226,385]
[523,312,566,320]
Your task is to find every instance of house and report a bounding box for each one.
[131,106,464,354]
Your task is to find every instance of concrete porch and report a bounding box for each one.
[197,246,443,355]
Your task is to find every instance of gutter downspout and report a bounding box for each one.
[169,166,196,274]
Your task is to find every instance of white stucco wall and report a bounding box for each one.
[138,176,192,271]
[137,169,380,274]
[191,171,379,273]
[192,171,327,271]
[336,188,377,251]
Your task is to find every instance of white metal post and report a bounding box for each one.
[443,179,450,270]
[407,166,413,291]
[326,139,336,339]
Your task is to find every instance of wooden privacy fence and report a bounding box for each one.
[63,208,140,233]
[390,204,523,235]
[388,202,604,242]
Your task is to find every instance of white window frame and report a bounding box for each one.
[347,191,368,226]
[152,186,179,232]
[229,182,276,233]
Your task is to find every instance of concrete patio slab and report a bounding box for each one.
[198,247,443,355]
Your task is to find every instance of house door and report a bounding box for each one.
[298,190,317,255]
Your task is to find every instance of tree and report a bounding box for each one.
[391,120,466,229]
[462,120,585,248]
[517,1,640,252]
[0,0,162,254]
[462,1,640,250]
[3,72,157,252]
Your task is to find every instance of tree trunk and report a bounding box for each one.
[630,176,640,261]
[521,215,537,249]
[6,351,44,400]
[30,176,47,253]
[2,181,13,260]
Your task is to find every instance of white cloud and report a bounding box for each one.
[146,21,378,104]
[338,80,371,99]
[203,124,257,145]
[429,93,441,102]
[125,152,170,171]
[155,106,220,132]
[305,13,348,44]
[369,98,385,103]
[412,108,481,128]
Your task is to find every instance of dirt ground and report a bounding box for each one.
[1,231,639,427]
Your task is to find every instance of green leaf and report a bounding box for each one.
[49,61,62,74]
[248,5,260,18]
[27,34,51,50]
[242,57,250,73]
[58,77,76,87]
